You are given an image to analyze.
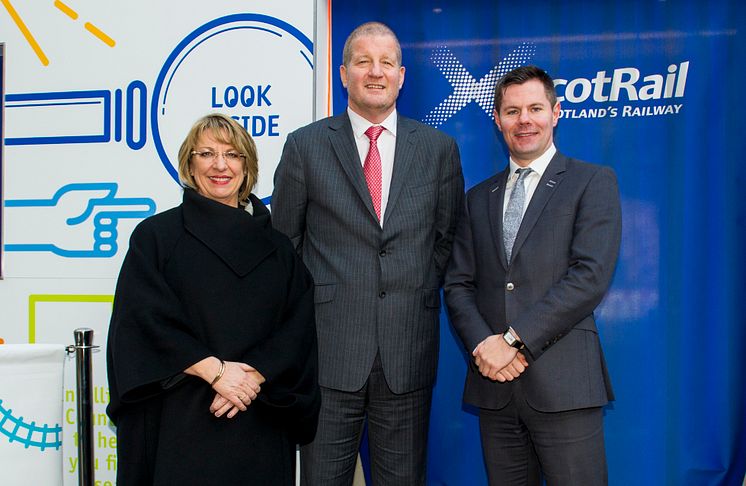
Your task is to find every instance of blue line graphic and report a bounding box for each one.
[9,101,102,108]
[0,399,62,451]
[4,182,156,258]
[300,49,313,68]
[4,90,111,145]
[114,89,123,142]
[162,25,283,108]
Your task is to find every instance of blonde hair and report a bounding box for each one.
[177,114,258,203]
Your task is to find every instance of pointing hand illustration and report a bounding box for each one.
[4,182,156,258]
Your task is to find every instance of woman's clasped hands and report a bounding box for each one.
[210,361,265,418]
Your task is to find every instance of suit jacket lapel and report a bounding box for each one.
[488,168,511,270]
[328,113,378,221]
[384,116,417,220]
[510,153,568,260]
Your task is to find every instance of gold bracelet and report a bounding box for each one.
[210,359,226,387]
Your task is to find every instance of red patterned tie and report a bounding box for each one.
[364,125,385,221]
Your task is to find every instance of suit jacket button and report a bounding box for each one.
[506,282,515,291]
[379,250,387,257]
[379,291,386,298]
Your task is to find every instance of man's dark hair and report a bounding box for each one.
[493,65,557,112]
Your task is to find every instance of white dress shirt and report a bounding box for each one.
[502,144,557,219]
[348,107,397,227]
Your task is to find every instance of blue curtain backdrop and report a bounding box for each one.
[331,1,746,484]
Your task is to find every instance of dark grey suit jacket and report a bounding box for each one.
[444,152,621,412]
[272,111,464,394]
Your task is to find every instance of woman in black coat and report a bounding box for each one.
[106,114,319,485]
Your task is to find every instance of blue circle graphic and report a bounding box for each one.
[151,14,313,182]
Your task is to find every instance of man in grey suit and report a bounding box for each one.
[444,65,621,485]
[272,21,464,485]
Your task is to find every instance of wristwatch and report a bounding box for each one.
[503,327,524,349]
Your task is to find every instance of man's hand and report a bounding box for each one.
[494,353,529,382]
[473,335,529,381]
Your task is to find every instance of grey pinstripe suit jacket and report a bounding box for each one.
[271,111,464,394]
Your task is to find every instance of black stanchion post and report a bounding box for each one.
[68,328,96,486]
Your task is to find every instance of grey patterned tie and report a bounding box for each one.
[503,168,532,262]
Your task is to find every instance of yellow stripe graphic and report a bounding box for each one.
[0,0,49,65]
[54,0,78,20]
[84,21,115,47]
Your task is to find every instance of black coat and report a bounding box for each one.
[106,188,319,486]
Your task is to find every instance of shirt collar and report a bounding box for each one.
[509,143,556,178]
[347,107,398,138]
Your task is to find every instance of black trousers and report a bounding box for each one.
[300,354,432,486]
[479,383,608,486]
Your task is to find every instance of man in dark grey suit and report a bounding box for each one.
[272,21,463,485]
[444,65,621,485]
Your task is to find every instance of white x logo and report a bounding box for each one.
[423,43,536,127]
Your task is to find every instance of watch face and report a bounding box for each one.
[504,331,516,345]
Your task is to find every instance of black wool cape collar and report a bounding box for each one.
[181,188,276,277]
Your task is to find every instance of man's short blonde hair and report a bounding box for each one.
[342,21,402,67]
